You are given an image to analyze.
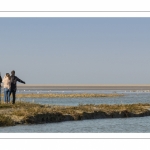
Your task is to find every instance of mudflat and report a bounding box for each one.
[4,84,150,90]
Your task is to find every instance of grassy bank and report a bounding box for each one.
[0,101,150,127]
[1,93,124,98]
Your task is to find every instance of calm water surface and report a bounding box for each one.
[1,116,150,133]
[1,90,150,133]
[15,90,150,106]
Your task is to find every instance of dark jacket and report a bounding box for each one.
[10,75,25,91]
[0,75,2,83]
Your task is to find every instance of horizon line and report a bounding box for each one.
[16,84,150,86]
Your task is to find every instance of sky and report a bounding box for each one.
[0,17,150,84]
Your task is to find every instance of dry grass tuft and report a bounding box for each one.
[0,114,15,126]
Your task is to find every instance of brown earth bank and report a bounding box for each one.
[0,102,150,127]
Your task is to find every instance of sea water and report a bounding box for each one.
[1,90,150,133]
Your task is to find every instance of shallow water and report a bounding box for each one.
[1,90,150,133]
[17,90,150,106]
[1,116,150,133]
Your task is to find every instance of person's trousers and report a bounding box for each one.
[10,90,16,104]
[4,88,10,103]
[0,85,1,102]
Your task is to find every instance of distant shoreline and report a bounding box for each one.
[1,84,150,90]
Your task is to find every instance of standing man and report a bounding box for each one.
[0,73,2,103]
[10,70,25,104]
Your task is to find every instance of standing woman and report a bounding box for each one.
[2,73,11,104]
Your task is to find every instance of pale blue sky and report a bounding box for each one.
[0,18,150,84]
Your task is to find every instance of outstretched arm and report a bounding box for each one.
[16,77,25,84]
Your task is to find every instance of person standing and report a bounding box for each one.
[10,70,25,104]
[0,73,2,83]
[2,73,11,103]
[0,73,2,103]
